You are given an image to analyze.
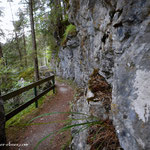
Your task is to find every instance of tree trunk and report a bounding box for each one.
[0,43,3,95]
[22,27,27,67]
[0,97,6,148]
[0,43,5,67]
[15,32,22,63]
[53,0,63,44]
[29,0,40,81]
[9,1,22,65]
[0,43,3,58]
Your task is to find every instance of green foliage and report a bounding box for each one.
[61,14,69,27]
[49,35,58,51]
[18,67,34,81]
[0,0,71,92]
[46,48,52,61]
[63,14,69,22]
[61,24,77,46]
[64,24,77,38]
[0,62,17,93]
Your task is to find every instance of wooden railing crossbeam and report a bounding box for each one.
[1,75,55,121]
[5,85,55,121]
[2,75,54,101]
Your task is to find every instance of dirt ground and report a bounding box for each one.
[6,81,74,150]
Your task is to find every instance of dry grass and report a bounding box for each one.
[87,69,122,149]
[87,119,121,150]
[88,69,112,112]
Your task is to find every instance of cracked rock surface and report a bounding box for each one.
[52,0,150,149]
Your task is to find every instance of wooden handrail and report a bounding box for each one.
[1,75,55,121]
[2,75,54,101]
[5,85,55,121]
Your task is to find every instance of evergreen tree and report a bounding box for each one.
[29,0,40,81]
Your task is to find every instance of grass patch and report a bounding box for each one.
[87,119,121,150]
[18,67,34,81]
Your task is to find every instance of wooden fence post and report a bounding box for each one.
[34,87,38,108]
[0,96,6,148]
[52,76,55,94]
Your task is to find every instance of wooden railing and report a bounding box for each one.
[1,75,55,121]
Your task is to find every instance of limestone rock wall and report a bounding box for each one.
[56,0,115,85]
[55,0,150,149]
[70,88,91,150]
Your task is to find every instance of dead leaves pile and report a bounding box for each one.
[87,69,122,150]
[87,119,122,150]
[88,69,112,112]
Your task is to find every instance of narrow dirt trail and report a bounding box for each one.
[8,81,74,150]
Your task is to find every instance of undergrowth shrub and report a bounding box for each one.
[18,67,34,81]
[0,60,17,94]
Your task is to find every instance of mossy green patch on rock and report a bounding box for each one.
[61,24,77,46]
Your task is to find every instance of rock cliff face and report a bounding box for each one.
[55,0,150,149]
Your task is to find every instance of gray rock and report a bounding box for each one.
[112,17,150,150]
[70,89,91,150]
[51,0,150,149]
[66,36,79,48]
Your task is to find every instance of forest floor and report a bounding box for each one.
[6,80,75,150]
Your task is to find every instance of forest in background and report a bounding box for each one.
[0,0,76,96]
[0,0,77,114]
